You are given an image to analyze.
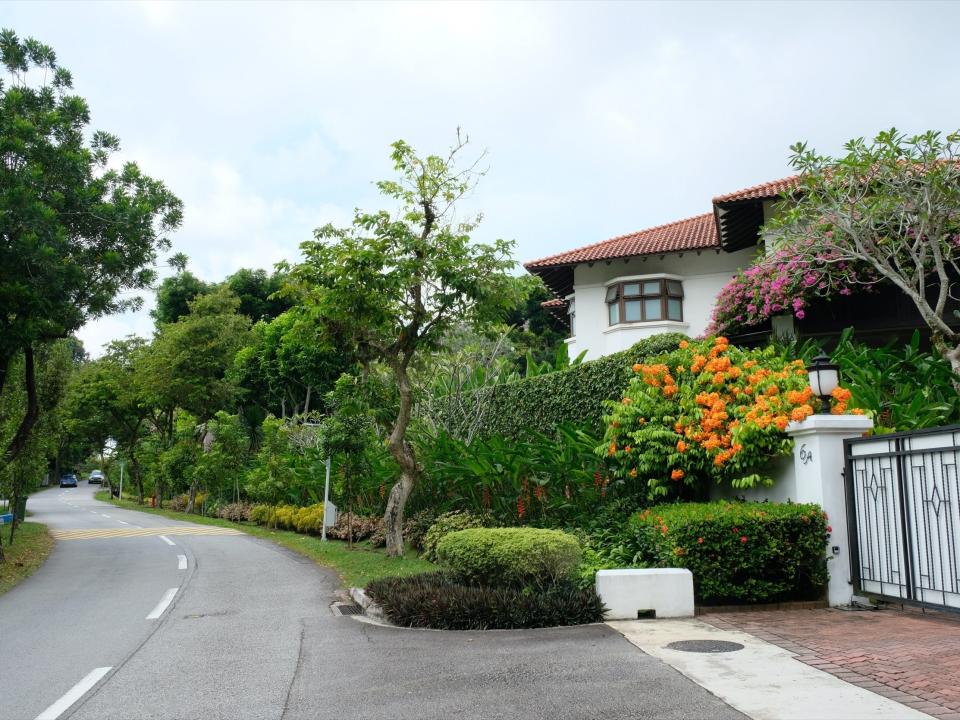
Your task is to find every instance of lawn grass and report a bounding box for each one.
[0,522,54,596]
[94,491,436,587]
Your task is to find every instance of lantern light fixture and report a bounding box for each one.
[807,352,840,414]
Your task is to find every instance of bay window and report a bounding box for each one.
[606,279,683,326]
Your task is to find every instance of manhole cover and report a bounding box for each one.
[332,603,364,616]
[666,640,744,653]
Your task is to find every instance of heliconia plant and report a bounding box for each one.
[598,337,862,498]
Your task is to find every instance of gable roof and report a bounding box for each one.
[712,174,800,204]
[524,213,718,271]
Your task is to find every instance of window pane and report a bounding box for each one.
[667,280,683,296]
[608,303,620,325]
[622,282,640,297]
[624,300,642,322]
[642,281,661,295]
[644,298,662,320]
[605,286,619,302]
[667,298,683,321]
[567,298,575,315]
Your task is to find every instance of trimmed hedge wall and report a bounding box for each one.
[424,333,686,440]
[437,527,581,587]
[631,501,830,605]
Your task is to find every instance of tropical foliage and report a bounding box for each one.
[600,337,860,499]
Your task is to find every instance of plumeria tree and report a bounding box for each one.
[291,132,519,556]
[712,129,960,375]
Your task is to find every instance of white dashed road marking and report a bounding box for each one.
[146,588,178,620]
[159,535,176,546]
[177,555,187,570]
[35,666,112,720]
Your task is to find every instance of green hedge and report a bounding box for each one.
[421,511,494,563]
[423,333,686,440]
[631,502,829,604]
[365,572,606,630]
[437,527,582,587]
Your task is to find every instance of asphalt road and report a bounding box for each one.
[0,483,744,720]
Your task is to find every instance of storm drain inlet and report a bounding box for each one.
[666,640,744,653]
[332,602,364,616]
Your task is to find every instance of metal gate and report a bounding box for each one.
[845,425,960,611]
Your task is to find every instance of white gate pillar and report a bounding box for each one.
[785,414,874,607]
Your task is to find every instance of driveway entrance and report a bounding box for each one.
[702,607,960,720]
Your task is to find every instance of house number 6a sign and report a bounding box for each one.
[799,444,813,465]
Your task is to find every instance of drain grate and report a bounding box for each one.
[332,602,364,616]
[666,640,744,653]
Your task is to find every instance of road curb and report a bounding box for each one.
[349,586,388,622]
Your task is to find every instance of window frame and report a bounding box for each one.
[605,278,684,326]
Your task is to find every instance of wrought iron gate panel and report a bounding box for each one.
[845,426,960,611]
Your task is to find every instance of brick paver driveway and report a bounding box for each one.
[702,607,960,720]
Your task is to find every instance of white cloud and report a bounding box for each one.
[6,0,960,354]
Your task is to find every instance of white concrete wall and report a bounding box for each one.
[568,247,756,360]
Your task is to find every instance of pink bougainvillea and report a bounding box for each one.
[706,240,875,336]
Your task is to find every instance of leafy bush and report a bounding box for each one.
[631,501,829,604]
[437,527,582,588]
[423,333,686,441]
[831,329,960,432]
[325,513,383,542]
[293,504,325,534]
[402,509,437,550]
[249,504,273,525]
[168,494,189,512]
[218,503,253,522]
[421,511,493,563]
[601,337,861,498]
[365,572,606,630]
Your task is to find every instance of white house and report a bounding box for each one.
[525,176,798,359]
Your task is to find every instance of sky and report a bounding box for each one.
[5,0,960,356]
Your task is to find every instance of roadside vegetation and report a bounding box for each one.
[2,31,958,630]
[95,491,435,587]
[0,522,53,596]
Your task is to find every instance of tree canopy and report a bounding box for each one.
[0,28,181,465]
[291,131,519,555]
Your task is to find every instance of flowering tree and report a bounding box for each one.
[712,129,960,375]
[600,337,859,498]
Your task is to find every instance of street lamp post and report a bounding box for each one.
[806,352,840,414]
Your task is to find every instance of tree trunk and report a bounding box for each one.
[3,345,39,465]
[383,360,418,556]
[185,480,198,514]
[932,334,960,389]
[132,456,144,505]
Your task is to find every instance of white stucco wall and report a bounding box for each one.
[566,247,756,360]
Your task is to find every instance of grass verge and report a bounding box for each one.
[94,491,436,587]
[0,522,54,596]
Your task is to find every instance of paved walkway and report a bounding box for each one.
[609,618,934,720]
[702,607,960,720]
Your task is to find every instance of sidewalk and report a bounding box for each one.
[608,617,936,720]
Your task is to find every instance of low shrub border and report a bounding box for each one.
[95,491,435,586]
[365,572,606,630]
[437,527,581,587]
[630,501,829,605]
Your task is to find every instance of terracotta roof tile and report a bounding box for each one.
[540,298,566,309]
[524,213,718,270]
[712,174,800,203]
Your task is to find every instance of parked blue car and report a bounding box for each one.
[59,473,78,488]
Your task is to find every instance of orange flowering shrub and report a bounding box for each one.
[599,337,858,497]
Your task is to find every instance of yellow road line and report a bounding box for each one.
[51,526,245,541]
